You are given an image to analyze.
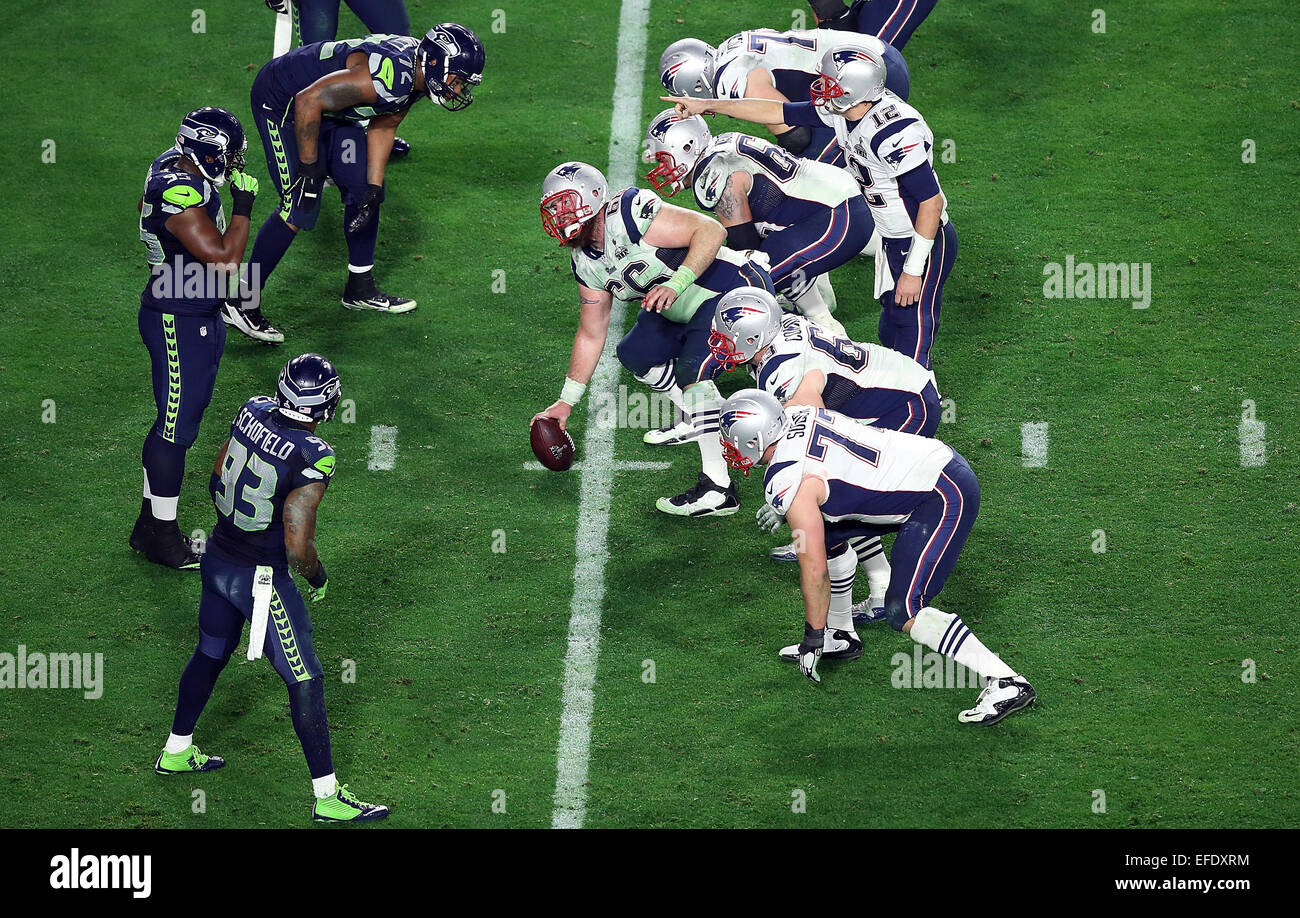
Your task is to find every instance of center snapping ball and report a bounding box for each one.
[530,416,576,471]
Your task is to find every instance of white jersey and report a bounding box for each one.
[570,186,758,323]
[763,405,954,524]
[712,29,889,104]
[691,132,859,235]
[819,90,947,239]
[755,315,936,421]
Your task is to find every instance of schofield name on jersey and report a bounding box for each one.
[235,408,297,461]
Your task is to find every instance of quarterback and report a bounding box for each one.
[531,161,775,516]
[719,390,1035,725]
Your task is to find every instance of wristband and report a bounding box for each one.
[559,376,586,406]
[299,158,325,180]
[901,233,934,276]
[663,265,697,297]
[800,622,825,652]
[307,561,328,589]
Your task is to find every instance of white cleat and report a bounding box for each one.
[655,472,739,517]
[768,541,798,562]
[643,418,700,446]
[779,629,862,662]
[221,301,285,345]
[958,676,1036,726]
[850,599,887,625]
[341,290,417,313]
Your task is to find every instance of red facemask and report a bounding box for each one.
[810,74,847,108]
[646,152,687,196]
[540,189,592,244]
[707,328,745,370]
[721,440,755,475]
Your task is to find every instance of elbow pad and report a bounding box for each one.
[726,221,763,252]
[774,125,813,155]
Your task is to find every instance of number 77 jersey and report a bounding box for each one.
[207,396,337,568]
[764,405,954,524]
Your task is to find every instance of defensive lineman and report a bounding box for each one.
[155,354,389,822]
[133,108,260,569]
[718,390,1034,724]
[531,161,775,516]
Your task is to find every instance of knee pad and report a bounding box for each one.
[885,596,911,632]
[197,628,237,663]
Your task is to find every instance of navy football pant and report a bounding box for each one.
[834,379,940,437]
[295,0,410,44]
[879,219,957,370]
[763,197,874,300]
[617,263,775,389]
[850,0,939,50]
[139,307,224,500]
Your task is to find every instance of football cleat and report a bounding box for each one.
[850,599,888,626]
[155,744,225,775]
[655,472,739,516]
[311,784,390,824]
[221,301,285,344]
[769,542,798,562]
[779,628,862,662]
[341,289,417,314]
[130,517,200,570]
[958,676,1037,726]
[643,416,700,445]
[390,136,411,158]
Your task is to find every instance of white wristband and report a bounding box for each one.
[902,233,934,276]
[560,376,587,406]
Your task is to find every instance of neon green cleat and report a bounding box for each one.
[154,744,225,775]
[311,783,390,824]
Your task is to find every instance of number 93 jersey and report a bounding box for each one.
[571,186,762,323]
[208,397,337,568]
[692,132,859,232]
[764,405,953,524]
[756,314,936,420]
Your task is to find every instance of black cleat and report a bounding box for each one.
[130,515,200,570]
[390,136,411,158]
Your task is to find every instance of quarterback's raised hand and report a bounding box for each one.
[662,96,712,119]
[531,400,572,431]
[228,171,259,219]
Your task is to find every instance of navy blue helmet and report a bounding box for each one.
[175,107,246,187]
[276,354,342,423]
[418,23,485,111]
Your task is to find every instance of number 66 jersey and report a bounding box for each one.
[764,406,953,524]
[207,396,336,568]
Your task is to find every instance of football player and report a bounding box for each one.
[806,1,940,51]
[154,354,389,823]
[719,389,1035,725]
[664,41,955,370]
[531,161,775,516]
[710,285,940,621]
[224,23,485,343]
[133,107,260,570]
[644,109,874,335]
[659,28,908,163]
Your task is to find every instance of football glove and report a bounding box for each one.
[228,171,259,218]
[305,562,328,603]
[798,624,824,684]
[290,158,326,217]
[756,502,785,535]
[347,184,385,233]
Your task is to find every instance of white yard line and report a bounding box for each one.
[1239,419,1266,467]
[1021,421,1048,469]
[524,460,672,473]
[551,0,652,831]
[367,425,398,471]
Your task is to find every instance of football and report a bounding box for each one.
[530,416,575,471]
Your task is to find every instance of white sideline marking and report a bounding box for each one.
[551,0,652,831]
[1021,422,1048,468]
[367,425,398,471]
[524,460,672,472]
[1239,420,1266,467]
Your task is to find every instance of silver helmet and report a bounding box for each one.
[709,286,783,370]
[719,388,788,475]
[643,108,712,196]
[659,38,717,99]
[540,161,608,243]
[811,42,887,114]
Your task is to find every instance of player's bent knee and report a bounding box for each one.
[197,629,237,662]
[885,597,912,632]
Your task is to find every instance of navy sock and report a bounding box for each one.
[171,650,227,736]
[343,202,380,273]
[142,430,186,512]
[247,214,297,299]
[287,677,334,779]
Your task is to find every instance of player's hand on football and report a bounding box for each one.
[661,96,711,119]
[228,171,259,217]
[893,272,923,308]
[642,284,678,313]
[756,502,785,534]
[532,400,572,431]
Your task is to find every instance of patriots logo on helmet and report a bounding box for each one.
[555,163,582,179]
[648,116,673,141]
[720,408,756,429]
[832,48,880,68]
[720,304,766,326]
[883,140,919,167]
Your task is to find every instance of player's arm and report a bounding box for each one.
[715,172,760,250]
[741,69,795,135]
[787,475,830,683]
[664,95,819,128]
[284,481,329,599]
[345,108,409,233]
[893,163,944,308]
[785,371,827,410]
[164,190,255,271]
[294,57,379,165]
[640,202,727,313]
[532,285,612,430]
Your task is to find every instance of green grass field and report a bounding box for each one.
[0,0,1296,828]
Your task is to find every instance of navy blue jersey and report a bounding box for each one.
[208,397,336,568]
[256,35,423,123]
[139,149,227,316]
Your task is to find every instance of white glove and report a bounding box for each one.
[756,502,785,535]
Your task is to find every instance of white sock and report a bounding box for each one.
[849,535,891,599]
[312,773,338,799]
[685,381,728,487]
[144,469,179,522]
[909,607,1015,680]
[164,733,192,754]
[827,543,857,632]
[347,263,373,274]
